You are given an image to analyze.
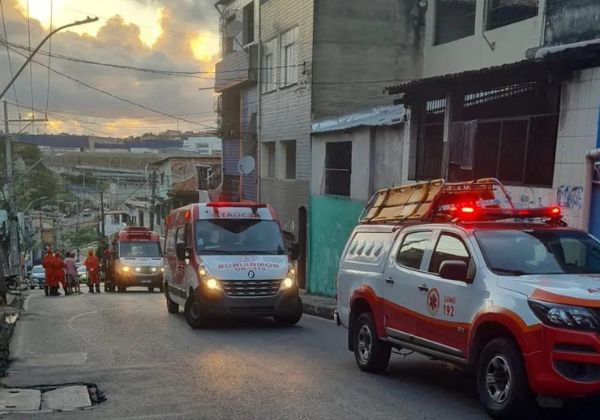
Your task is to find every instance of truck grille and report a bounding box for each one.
[221,280,280,297]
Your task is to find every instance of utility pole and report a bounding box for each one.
[76,194,80,233]
[99,190,105,238]
[150,171,157,231]
[3,101,19,280]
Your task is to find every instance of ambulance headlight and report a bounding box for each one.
[528,300,600,332]
[151,267,158,273]
[121,266,131,273]
[198,265,211,278]
[205,278,221,291]
[280,277,295,290]
[160,267,165,273]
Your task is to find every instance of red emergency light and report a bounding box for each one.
[207,202,267,208]
[451,204,562,222]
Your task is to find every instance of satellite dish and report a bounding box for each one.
[237,156,255,176]
[224,20,243,38]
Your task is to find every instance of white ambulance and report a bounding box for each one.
[336,179,600,419]
[163,202,302,328]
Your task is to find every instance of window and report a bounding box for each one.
[429,234,470,274]
[280,27,298,87]
[435,0,476,45]
[397,231,432,270]
[195,220,285,255]
[486,0,538,30]
[264,142,276,177]
[222,14,235,55]
[112,214,120,224]
[282,140,296,179]
[262,38,277,93]
[242,2,254,45]
[325,142,352,196]
[119,242,161,258]
[139,211,145,227]
[475,230,600,275]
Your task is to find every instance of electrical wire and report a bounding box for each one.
[0,0,21,118]
[44,0,53,118]
[2,42,216,129]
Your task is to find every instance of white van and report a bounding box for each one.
[163,202,302,328]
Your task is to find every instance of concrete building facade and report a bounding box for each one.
[388,0,600,232]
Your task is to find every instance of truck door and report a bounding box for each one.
[416,229,484,358]
[382,229,435,341]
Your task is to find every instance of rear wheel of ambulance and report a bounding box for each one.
[353,312,391,373]
[184,292,206,329]
[476,337,534,419]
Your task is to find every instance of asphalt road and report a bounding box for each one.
[3,290,598,419]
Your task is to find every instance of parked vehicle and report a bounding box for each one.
[163,202,302,328]
[336,179,600,419]
[77,265,88,284]
[104,226,163,293]
[29,265,45,289]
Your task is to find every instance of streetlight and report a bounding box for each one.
[0,17,99,100]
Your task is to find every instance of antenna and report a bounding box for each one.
[237,156,255,176]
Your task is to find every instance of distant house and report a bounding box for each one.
[183,137,222,156]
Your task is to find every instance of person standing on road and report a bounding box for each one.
[54,251,70,296]
[85,249,100,294]
[64,252,79,294]
[42,247,54,296]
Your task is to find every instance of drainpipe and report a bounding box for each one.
[583,148,600,231]
[256,1,262,201]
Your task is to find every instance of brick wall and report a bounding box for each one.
[259,0,314,236]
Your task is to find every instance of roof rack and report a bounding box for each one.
[360,178,562,225]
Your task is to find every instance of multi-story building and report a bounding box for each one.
[214,0,426,231]
[388,0,600,232]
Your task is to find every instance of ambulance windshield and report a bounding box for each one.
[119,242,161,258]
[195,220,286,255]
[475,229,600,276]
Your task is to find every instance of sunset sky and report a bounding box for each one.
[0,0,220,137]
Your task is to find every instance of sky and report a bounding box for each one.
[0,0,220,137]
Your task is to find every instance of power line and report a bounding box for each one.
[2,42,216,129]
[44,0,53,118]
[0,0,21,118]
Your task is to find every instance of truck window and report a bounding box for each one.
[429,233,470,274]
[119,242,161,258]
[396,231,432,270]
[195,219,285,255]
[166,227,176,253]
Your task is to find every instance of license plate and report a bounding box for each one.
[140,279,152,284]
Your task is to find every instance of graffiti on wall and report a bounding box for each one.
[557,186,583,209]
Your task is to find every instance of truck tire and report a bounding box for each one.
[274,297,303,326]
[352,312,391,373]
[476,337,534,419]
[165,287,178,314]
[184,292,206,329]
[117,285,126,293]
[148,286,155,293]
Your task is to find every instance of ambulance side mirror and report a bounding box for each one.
[439,260,469,282]
[176,242,187,261]
[289,242,300,261]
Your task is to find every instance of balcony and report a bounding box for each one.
[214,46,257,93]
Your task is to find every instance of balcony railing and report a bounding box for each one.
[214,46,257,93]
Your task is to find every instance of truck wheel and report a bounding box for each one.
[353,312,391,373]
[148,286,155,293]
[158,284,164,293]
[165,287,178,314]
[117,285,126,293]
[274,298,303,326]
[477,337,534,419]
[184,292,206,329]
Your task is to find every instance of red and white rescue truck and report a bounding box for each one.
[163,202,302,328]
[336,179,600,419]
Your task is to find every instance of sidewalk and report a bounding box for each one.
[300,290,336,320]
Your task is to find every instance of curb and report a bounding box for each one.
[302,301,335,320]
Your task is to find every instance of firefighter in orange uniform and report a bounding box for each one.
[85,249,100,293]
[54,251,70,296]
[42,248,54,296]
